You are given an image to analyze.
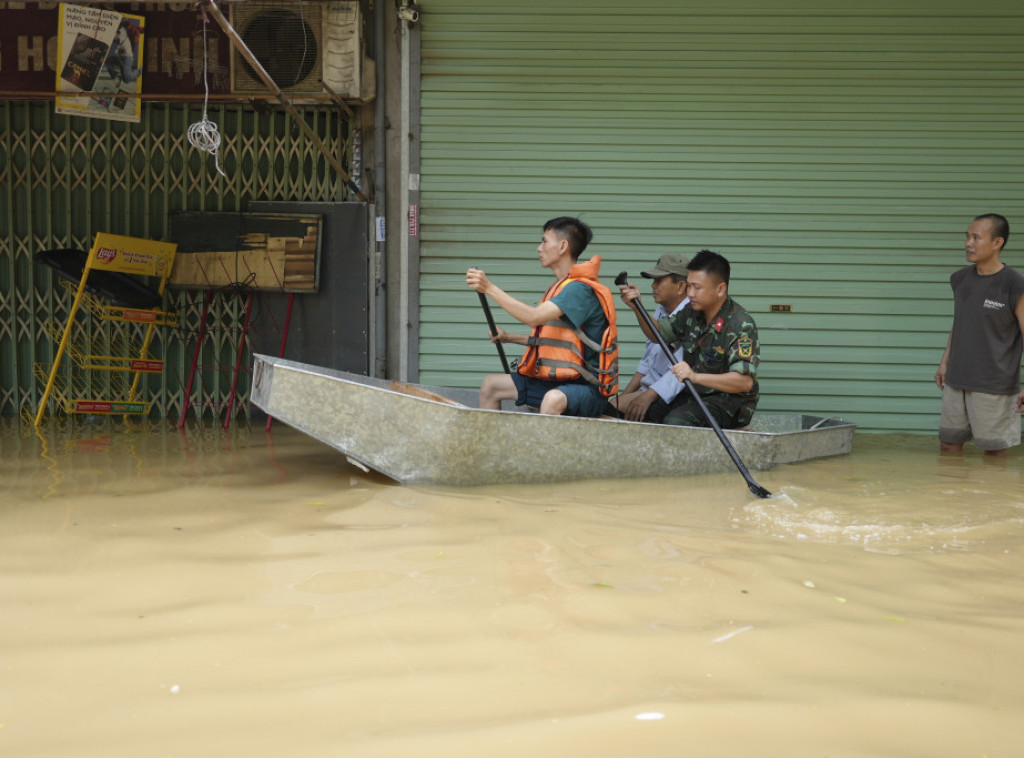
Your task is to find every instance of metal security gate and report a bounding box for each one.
[0,100,355,419]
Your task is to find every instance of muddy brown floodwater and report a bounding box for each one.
[1,417,1023,757]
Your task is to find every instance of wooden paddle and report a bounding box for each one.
[472,269,511,374]
[615,271,772,499]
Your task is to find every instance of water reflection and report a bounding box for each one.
[0,415,386,501]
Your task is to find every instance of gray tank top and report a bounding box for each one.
[946,265,1024,394]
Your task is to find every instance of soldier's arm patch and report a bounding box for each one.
[737,335,753,360]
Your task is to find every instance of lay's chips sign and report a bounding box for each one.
[87,233,175,277]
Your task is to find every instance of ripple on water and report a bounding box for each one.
[737,486,1024,555]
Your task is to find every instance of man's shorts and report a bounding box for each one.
[510,373,606,418]
[940,385,1022,451]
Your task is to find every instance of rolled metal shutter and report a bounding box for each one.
[417,0,1024,433]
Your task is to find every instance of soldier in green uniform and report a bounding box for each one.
[623,249,759,428]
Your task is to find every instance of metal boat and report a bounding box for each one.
[251,354,856,487]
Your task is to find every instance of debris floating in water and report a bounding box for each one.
[711,625,755,644]
[635,712,665,721]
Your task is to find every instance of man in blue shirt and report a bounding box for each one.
[614,253,690,421]
[622,249,760,429]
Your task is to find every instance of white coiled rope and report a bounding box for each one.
[187,13,227,178]
[187,116,225,174]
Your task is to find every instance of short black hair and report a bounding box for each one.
[687,249,730,286]
[975,213,1010,247]
[544,217,593,260]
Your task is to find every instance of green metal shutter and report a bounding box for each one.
[417,0,1024,433]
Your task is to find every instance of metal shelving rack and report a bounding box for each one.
[33,233,177,425]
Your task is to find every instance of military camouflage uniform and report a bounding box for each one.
[648,296,760,428]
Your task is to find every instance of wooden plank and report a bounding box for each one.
[171,250,286,289]
[170,212,322,292]
[388,380,466,406]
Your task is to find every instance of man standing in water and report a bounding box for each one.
[466,217,618,416]
[936,213,1024,456]
[614,253,690,421]
[622,249,759,428]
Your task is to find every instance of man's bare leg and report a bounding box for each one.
[479,373,517,410]
[539,389,568,415]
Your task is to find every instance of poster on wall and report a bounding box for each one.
[54,3,145,123]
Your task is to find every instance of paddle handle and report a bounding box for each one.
[477,291,511,374]
[617,273,771,498]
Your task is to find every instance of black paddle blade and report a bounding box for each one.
[748,481,773,499]
[614,271,629,286]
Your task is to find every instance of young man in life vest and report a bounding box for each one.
[622,249,759,428]
[465,217,618,417]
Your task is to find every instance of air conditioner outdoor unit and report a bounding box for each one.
[229,0,374,101]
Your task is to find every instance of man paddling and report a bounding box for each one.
[622,249,759,428]
[466,217,618,416]
[614,253,690,421]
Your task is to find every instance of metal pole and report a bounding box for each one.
[223,292,254,429]
[397,7,421,382]
[371,0,388,378]
[178,292,212,429]
[265,293,294,432]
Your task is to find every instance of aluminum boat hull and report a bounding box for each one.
[251,355,856,487]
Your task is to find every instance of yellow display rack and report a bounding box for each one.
[42,316,166,374]
[34,233,177,425]
[33,361,151,416]
[72,281,180,328]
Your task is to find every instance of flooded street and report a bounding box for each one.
[2,418,1023,757]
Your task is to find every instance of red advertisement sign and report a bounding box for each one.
[74,400,112,413]
[129,359,164,372]
[73,399,148,414]
[121,309,158,322]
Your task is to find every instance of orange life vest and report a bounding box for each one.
[516,256,619,398]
